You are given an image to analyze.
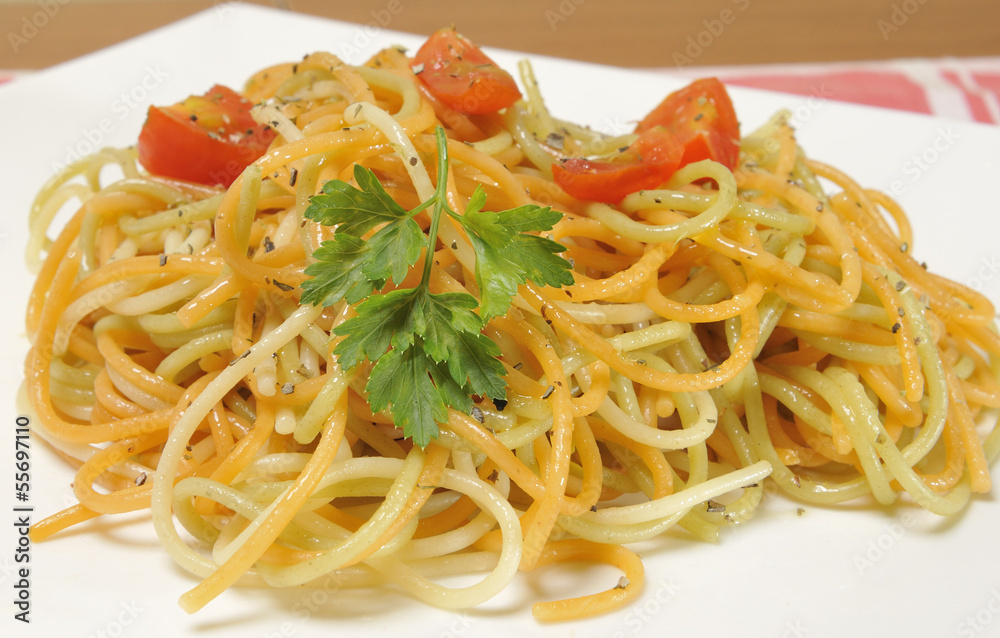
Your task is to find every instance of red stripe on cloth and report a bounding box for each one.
[969,71,1000,123]
[719,71,933,115]
[940,70,995,124]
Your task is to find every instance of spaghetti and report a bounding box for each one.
[24,36,1000,622]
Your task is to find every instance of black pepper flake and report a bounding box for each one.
[513,362,523,370]
[897,307,905,317]
[135,473,147,486]
[487,470,499,482]
[289,167,298,187]
[237,386,252,401]
[891,322,902,334]
[693,112,704,121]
[492,397,508,412]
[273,280,294,292]
[471,406,485,423]
[189,114,198,122]
[229,350,251,366]
[590,505,598,512]
[706,500,725,513]
[159,254,167,267]
[185,445,193,452]
[895,280,906,291]
[541,385,555,399]
[263,237,275,253]
[409,156,418,166]
[281,382,295,395]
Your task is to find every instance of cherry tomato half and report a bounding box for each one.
[411,28,521,114]
[635,78,740,170]
[552,127,684,204]
[137,84,276,187]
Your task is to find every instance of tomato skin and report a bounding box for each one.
[635,78,740,170]
[411,28,521,114]
[137,84,275,187]
[552,127,684,204]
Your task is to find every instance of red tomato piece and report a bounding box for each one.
[635,78,740,170]
[552,127,684,204]
[411,28,521,114]
[137,84,276,187]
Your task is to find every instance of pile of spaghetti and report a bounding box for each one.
[24,29,1000,621]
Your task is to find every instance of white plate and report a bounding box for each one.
[3,4,1000,637]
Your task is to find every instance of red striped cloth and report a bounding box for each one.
[662,57,1000,124]
[5,58,999,123]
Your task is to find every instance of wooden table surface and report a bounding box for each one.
[2,0,999,71]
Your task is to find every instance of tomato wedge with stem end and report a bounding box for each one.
[410,27,521,115]
[137,84,276,187]
[552,127,684,204]
[635,78,740,170]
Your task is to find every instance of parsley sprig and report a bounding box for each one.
[300,127,573,446]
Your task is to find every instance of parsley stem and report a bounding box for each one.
[420,127,451,288]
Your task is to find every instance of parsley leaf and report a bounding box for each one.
[299,235,378,306]
[304,164,410,236]
[461,189,574,319]
[301,127,574,446]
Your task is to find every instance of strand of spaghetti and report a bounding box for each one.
[522,283,759,393]
[72,430,166,514]
[245,452,425,587]
[25,205,86,337]
[943,359,991,493]
[587,159,737,244]
[179,384,346,612]
[531,540,645,621]
[342,444,451,567]
[149,303,322,585]
[808,159,993,326]
[744,367,874,503]
[360,467,523,609]
[443,410,546,499]
[583,460,771,526]
[737,169,862,310]
[29,504,101,542]
[555,241,673,303]
[622,190,815,236]
[27,248,178,442]
[826,366,973,514]
[511,313,575,570]
[588,419,674,497]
